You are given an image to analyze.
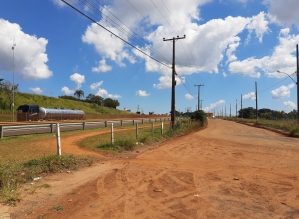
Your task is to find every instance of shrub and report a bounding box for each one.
[191,110,207,125]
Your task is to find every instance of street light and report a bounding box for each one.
[12,42,16,122]
[277,70,297,85]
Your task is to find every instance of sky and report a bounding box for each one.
[0,0,299,115]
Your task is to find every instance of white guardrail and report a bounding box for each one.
[0,117,171,138]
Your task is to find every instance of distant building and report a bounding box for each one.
[206,112,214,118]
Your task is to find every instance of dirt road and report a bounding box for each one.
[8,119,299,218]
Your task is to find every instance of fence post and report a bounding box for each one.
[161,122,163,135]
[0,126,3,138]
[105,121,107,127]
[133,120,135,125]
[83,122,86,130]
[142,119,144,124]
[152,122,154,136]
[120,120,123,126]
[51,123,54,133]
[136,123,138,139]
[111,123,114,145]
[56,123,61,156]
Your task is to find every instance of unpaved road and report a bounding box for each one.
[7,119,299,218]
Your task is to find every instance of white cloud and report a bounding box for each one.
[246,12,270,43]
[185,93,194,100]
[90,81,103,90]
[52,0,66,7]
[283,101,296,109]
[153,75,185,89]
[203,100,225,112]
[223,72,227,77]
[0,19,52,80]
[136,90,150,97]
[243,92,256,100]
[29,87,43,94]
[61,86,74,95]
[271,83,295,99]
[264,0,299,29]
[96,88,121,99]
[92,59,112,73]
[70,73,85,89]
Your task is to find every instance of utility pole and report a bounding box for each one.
[163,35,186,129]
[241,94,243,121]
[255,81,258,123]
[297,44,299,128]
[12,40,16,122]
[236,99,238,120]
[225,105,226,117]
[194,84,204,110]
[230,103,231,117]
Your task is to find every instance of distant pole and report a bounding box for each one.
[255,81,258,123]
[241,94,243,121]
[230,103,231,117]
[297,44,299,128]
[164,35,186,129]
[194,84,204,110]
[236,99,238,120]
[225,105,226,117]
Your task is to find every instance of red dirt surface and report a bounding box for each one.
[6,119,299,218]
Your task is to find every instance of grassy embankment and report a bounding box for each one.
[224,117,299,137]
[0,114,204,205]
[0,92,131,122]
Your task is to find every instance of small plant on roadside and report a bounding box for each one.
[53,205,64,212]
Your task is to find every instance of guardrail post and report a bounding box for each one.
[136,123,138,139]
[120,120,123,126]
[83,122,86,130]
[56,123,62,156]
[105,121,107,127]
[161,122,163,135]
[142,119,144,124]
[152,122,154,136]
[50,123,54,133]
[0,126,3,138]
[111,123,114,145]
[133,120,135,125]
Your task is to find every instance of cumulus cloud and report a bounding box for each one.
[203,100,225,112]
[70,73,85,89]
[29,87,43,94]
[92,59,112,73]
[243,92,256,100]
[136,90,150,97]
[271,83,295,99]
[284,100,296,109]
[96,88,121,99]
[0,19,52,80]
[61,86,74,95]
[264,0,299,29]
[185,93,194,100]
[90,81,103,90]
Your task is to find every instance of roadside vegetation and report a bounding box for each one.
[0,111,207,205]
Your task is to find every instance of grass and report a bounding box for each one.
[224,117,299,137]
[0,155,93,205]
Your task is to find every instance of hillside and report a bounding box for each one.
[0,92,131,121]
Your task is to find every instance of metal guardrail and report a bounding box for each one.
[0,117,171,138]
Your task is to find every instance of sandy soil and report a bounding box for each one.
[5,119,299,219]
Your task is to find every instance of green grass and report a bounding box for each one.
[0,92,131,122]
[0,155,93,205]
[225,117,299,137]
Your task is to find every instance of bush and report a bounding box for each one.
[191,110,207,125]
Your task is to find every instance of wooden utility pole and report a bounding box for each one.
[297,44,299,127]
[194,84,204,110]
[163,35,186,129]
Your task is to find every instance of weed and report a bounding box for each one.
[53,205,64,211]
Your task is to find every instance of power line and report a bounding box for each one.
[62,0,171,69]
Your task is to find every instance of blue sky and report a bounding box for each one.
[0,0,299,115]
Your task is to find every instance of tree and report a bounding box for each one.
[0,80,19,109]
[74,90,84,99]
[103,98,120,108]
[86,94,103,105]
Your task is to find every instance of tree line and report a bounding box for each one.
[59,89,120,109]
[238,107,297,120]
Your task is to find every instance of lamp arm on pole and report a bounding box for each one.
[277,70,297,85]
